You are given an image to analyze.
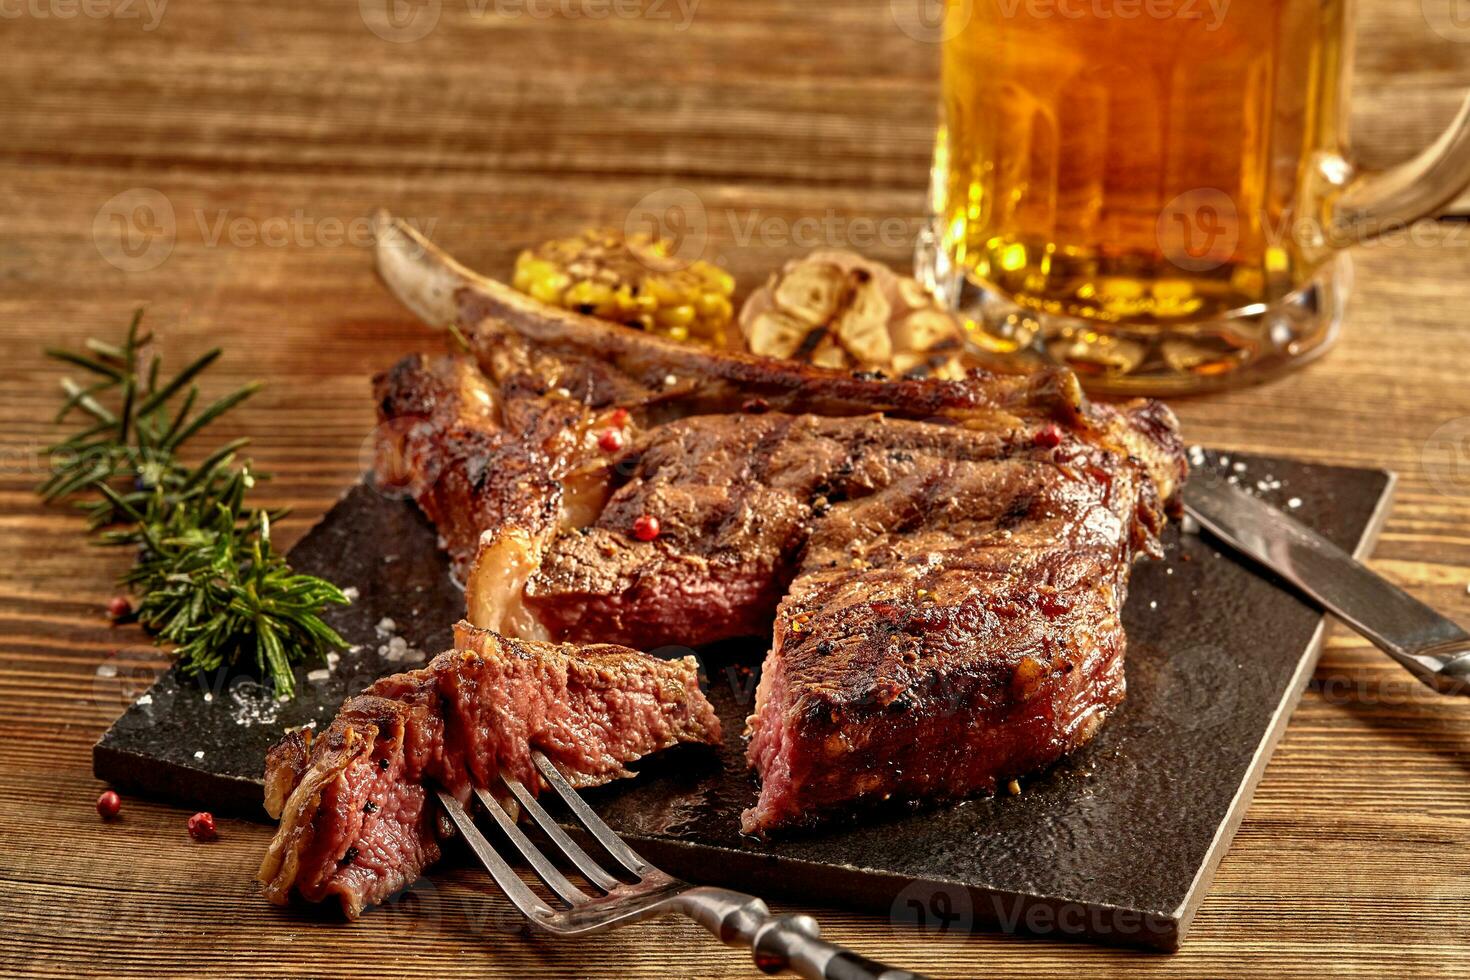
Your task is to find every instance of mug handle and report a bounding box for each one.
[1329,88,1470,244]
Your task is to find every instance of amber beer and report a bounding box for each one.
[936,0,1350,327]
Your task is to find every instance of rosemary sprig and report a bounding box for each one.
[39,311,349,697]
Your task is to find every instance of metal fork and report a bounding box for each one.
[435,751,931,980]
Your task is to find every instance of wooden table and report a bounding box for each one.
[5,2,1470,976]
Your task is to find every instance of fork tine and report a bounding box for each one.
[500,773,622,891]
[532,752,650,877]
[471,786,592,906]
[435,790,555,921]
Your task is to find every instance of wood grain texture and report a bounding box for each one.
[4,1,1470,977]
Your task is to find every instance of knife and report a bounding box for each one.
[1184,470,1470,696]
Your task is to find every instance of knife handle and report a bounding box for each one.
[1186,472,1470,696]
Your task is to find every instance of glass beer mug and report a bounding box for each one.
[916,0,1470,394]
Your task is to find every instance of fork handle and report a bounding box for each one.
[675,887,930,980]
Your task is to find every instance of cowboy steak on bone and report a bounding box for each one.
[366,215,1186,835]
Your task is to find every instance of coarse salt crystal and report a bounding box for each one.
[96,663,117,678]
[1287,497,1302,509]
[376,617,397,636]
[203,693,213,703]
[343,587,360,601]
[136,694,153,707]
[383,636,419,662]
[194,751,205,760]
[228,683,280,727]
[306,668,330,682]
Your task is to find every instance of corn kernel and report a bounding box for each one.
[696,293,733,321]
[655,304,696,329]
[528,271,571,305]
[563,279,616,316]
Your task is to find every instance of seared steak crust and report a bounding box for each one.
[367,276,1185,834]
[745,440,1144,830]
[258,623,720,916]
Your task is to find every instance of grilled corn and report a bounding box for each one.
[512,229,735,346]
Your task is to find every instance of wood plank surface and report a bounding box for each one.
[5,1,1470,977]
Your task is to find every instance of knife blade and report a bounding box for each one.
[1184,470,1470,696]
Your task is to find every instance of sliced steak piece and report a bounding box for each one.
[743,442,1143,832]
[258,622,720,916]
[523,411,1062,650]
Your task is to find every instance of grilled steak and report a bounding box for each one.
[258,622,720,916]
[367,216,1186,834]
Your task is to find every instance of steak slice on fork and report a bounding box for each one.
[258,622,720,917]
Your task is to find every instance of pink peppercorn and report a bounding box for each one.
[1034,424,1064,449]
[598,428,625,453]
[96,790,121,820]
[187,812,217,842]
[632,514,660,542]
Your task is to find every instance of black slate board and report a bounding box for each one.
[94,451,1395,951]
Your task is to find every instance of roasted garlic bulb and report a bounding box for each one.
[737,250,969,379]
[512,229,735,346]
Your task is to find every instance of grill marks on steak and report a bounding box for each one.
[367,283,1185,834]
[523,412,1074,651]
[745,444,1141,831]
[258,623,721,916]
[373,353,625,638]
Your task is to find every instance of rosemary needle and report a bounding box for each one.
[39,310,349,697]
